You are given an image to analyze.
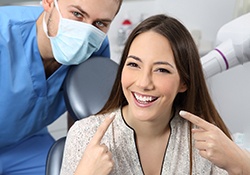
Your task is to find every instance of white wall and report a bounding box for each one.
[207,63,250,149]
[48,112,67,140]
[108,0,237,62]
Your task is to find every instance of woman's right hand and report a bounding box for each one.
[74,114,115,175]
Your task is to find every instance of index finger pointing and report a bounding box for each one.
[179,110,213,131]
[91,113,115,145]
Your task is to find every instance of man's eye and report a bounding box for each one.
[94,21,107,28]
[72,11,82,18]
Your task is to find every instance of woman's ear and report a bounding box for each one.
[41,0,54,12]
[178,82,187,93]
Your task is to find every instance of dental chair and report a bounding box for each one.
[45,56,119,175]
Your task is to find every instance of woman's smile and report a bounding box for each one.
[132,92,158,107]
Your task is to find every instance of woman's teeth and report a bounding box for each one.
[134,93,157,103]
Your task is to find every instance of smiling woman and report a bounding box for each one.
[121,31,186,123]
[60,14,231,175]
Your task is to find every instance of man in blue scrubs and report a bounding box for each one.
[0,0,121,174]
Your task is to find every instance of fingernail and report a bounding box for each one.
[179,110,187,116]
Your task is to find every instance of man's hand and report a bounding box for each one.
[75,114,115,175]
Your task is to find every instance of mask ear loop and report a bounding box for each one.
[42,12,51,38]
[53,0,62,18]
[43,0,62,38]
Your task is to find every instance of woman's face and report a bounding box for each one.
[121,31,187,122]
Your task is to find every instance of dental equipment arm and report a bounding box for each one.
[201,13,250,79]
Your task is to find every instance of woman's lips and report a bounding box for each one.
[132,92,158,106]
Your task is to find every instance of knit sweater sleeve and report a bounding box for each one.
[60,116,100,175]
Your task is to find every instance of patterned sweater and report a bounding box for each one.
[60,108,228,175]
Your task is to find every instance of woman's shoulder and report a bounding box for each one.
[171,111,189,128]
[72,109,121,133]
[66,113,108,144]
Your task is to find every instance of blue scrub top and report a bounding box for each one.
[0,5,110,149]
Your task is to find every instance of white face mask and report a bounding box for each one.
[43,0,106,65]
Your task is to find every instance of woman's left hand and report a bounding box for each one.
[179,110,248,175]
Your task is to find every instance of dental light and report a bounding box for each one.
[201,12,250,79]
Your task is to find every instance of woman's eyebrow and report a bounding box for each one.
[154,61,174,68]
[128,55,174,68]
[127,55,142,62]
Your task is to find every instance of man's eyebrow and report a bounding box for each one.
[127,55,174,68]
[71,5,89,17]
[96,18,112,24]
[71,5,112,23]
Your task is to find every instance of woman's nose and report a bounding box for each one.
[136,71,154,91]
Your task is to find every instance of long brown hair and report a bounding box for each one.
[99,14,231,136]
[98,14,231,172]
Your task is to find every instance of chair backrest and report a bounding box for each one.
[46,137,66,175]
[64,56,119,120]
[46,57,119,175]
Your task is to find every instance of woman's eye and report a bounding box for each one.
[156,68,170,73]
[126,62,139,68]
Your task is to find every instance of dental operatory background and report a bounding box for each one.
[2,0,250,149]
